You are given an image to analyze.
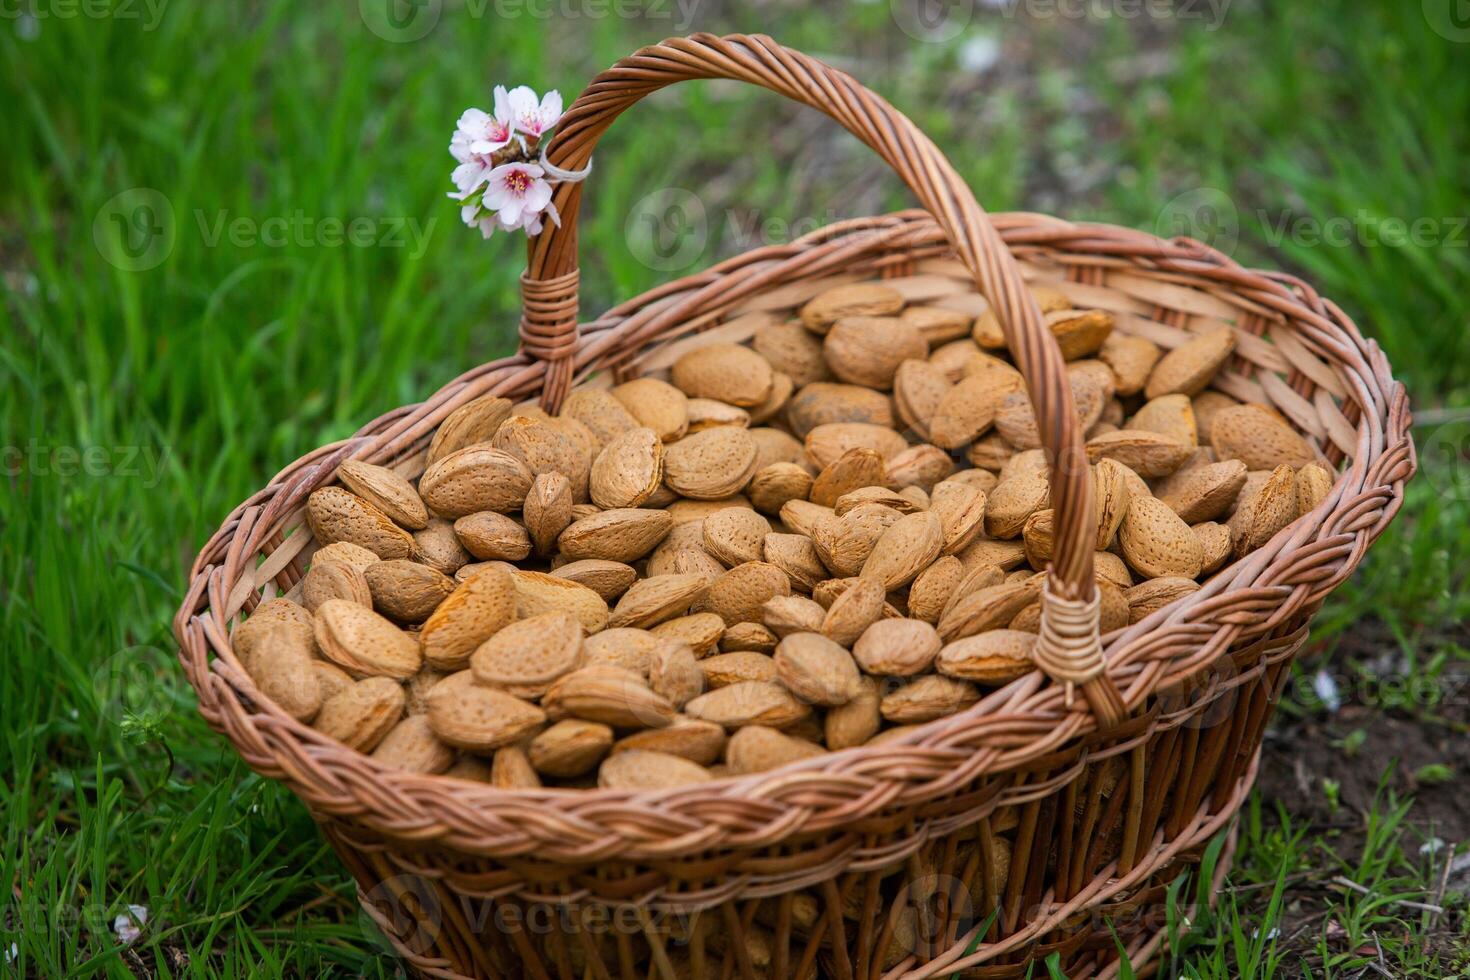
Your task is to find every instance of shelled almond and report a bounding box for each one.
[232,278,1329,788]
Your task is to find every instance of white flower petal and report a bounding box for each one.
[538,90,563,128]
[523,179,552,212]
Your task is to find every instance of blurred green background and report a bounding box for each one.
[3,0,1468,975]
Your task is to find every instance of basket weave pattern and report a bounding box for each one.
[174,35,1413,980]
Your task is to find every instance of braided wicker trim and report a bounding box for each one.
[1036,583,1104,708]
[174,210,1414,863]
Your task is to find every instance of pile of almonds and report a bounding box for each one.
[234,280,1332,791]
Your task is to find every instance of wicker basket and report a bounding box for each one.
[174,34,1414,979]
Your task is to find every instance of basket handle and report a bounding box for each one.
[520,33,1125,728]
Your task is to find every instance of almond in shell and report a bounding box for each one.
[703,507,772,567]
[1295,462,1333,516]
[1084,430,1195,478]
[1145,326,1236,399]
[1157,459,1248,524]
[610,378,689,443]
[512,570,609,633]
[761,595,826,638]
[362,560,455,623]
[558,508,673,563]
[306,487,415,559]
[523,471,573,555]
[853,618,941,676]
[799,283,904,334]
[753,320,830,387]
[240,622,323,721]
[700,651,779,688]
[907,555,964,624]
[528,719,614,777]
[936,629,1036,683]
[313,676,405,751]
[823,316,927,390]
[885,445,955,493]
[671,343,775,407]
[559,387,641,448]
[773,632,862,706]
[550,559,638,601]
[662,427,760,500]
[611,717,727,766]
[543,665,676,729]
[695,561,791,626]
[426,670,546,751]
[598,749,712,790]
[412,517,471,575]
[762,534,826,593]
[301,559,372,612]
[370,715,454,774]
[454,512,532,561]
[338,459,428,530]
[419,446,535,518]
[937,579,1041,642]
[314,599,422,679]
[1099,333,1162,396]
[491,746,542,788]
[880,675,979,723]
[590,427,664,509]
[860,511,944,590]
[426,395,513,465]
[684,680,812,729]
[608,574,709,629]
[418,566,517,670]
[1126,394,1198,447]
[1230,463,1297,557]
[1124,577,1201,623]
[471,612,584,698]
[1210,404,1316,469]
[810,448,886,508]
[651,612,726,658]
[786,383,894,437]
[1118,495,1204,579]
[726,725,826,774]
[747,462,813,515]
[825,675,882,750]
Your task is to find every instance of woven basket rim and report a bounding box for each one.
[173,208,1414,861]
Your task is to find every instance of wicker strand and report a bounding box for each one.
[519,33,1114,717]
[519,269,580,412]
[1036,582,1104,708]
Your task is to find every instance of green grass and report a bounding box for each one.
[3,0,1468,975]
